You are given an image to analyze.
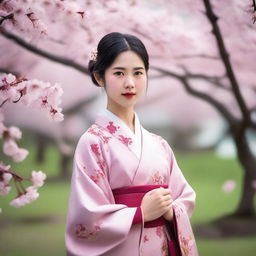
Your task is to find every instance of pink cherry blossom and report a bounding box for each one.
[3,139,19,156]
[9,186,39,208]
[6,73,16,83]
[0,182,11,195]
[3,173,12,184]
[0,163,10,172]
[25,186,39,202]
[3,139,29,162]
[222,180,236,193]
[46,83,63,107]
[12,148,29,162]
[8,126,22,140]
[0,84,19,103]
[31,170,47,188]
[0,167,12,196]
[50,109,64,122]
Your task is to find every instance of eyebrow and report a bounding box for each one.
[112,67,145,70]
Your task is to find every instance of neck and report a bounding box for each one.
[106,106,135,133]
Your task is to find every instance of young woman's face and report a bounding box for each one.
[101,50,147,114]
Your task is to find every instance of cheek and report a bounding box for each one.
[138,76,147,88]
[105,74,118,85]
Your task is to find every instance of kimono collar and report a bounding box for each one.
[95,109,142,158]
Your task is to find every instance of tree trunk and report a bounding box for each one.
[59,154,71,180]
[36,134,47,163]
[232,128,256,217]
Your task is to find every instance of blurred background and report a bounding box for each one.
[0,0,256,255]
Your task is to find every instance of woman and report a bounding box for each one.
[65,32,198,256]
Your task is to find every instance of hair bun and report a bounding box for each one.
[88,60,101,86]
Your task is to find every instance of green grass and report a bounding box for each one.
[1,144,256,256]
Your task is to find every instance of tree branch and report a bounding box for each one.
[173,53,219,60]
[252,0,256,23]
[152,66,238,126]
[202,0,251,125]
[0,13,14,25]
[0,68,20,76]
[249,107,256,129]
[253,0,256,10]
[178,64,230,91]
[0,28,89,75]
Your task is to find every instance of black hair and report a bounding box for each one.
[88,32,149,87]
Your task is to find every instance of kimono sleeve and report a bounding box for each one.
[164,141,199,256]
[65,132,137,256]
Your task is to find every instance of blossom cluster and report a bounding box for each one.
[0,0,86,39]
[0,73,64,122]
[0,110,29,162]
[0,163,47,208]
[0,73,63,210]
[10,170,47,208]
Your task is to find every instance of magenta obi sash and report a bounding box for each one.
[112,185,168,228]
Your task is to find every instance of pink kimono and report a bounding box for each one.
[65,110,198,256]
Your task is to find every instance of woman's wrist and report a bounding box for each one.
[163,208,173,221]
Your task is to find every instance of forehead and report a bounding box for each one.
[109,50,144,69]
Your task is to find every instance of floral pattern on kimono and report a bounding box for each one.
[75,223,101,240]
[151,170,167,185]
[106,121,120,134]
[65,113,199,256]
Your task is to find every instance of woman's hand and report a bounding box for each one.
[141,188,173,222]
[163,208,174,221]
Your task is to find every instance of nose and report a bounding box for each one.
[124,75,135,89]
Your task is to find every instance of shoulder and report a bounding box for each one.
[146,129,169,147]
[77,124,112,147]
[144,128,173,155]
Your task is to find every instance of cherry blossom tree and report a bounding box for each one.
[0,0,256,221]
[0,72,63,208]
[151,0,256,218]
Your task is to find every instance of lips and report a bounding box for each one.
[122,93,136,98]
[122,93,136,95]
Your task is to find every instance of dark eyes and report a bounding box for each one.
[114,71,124,76]
[114,71,143,76]
[134,71,143,75]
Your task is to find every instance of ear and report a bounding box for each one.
[93,72,104,87]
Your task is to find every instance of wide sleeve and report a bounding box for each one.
[65,132,138,256]
[164,141,199,256]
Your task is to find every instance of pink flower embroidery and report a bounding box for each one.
[118,135,132,146]
[75,223,101,240]
[143,235,149,243]
[91,144,100,156]
[88,126,111,144]
[97,160,106,171]
[102,135,111,144]
[106,121,119,134]
[173,205,181,219]
[90,170,105,183]
[178,232,194,256]
[161,238,168,256]
[156,226,163,238]
[151,171,165,185]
